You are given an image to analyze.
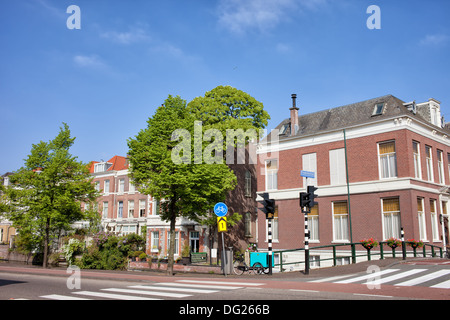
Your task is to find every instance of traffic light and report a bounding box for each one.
[307,185,318,208]
[259,193,276,219]
[299,192,310,208]
[299,186,318,209]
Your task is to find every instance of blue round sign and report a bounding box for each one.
[214,202,228,217]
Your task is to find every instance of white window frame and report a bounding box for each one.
[104,180,110,194]
[417,198,427,241]
[378,141,397,179]
[117,201,123,219]
[332,201,349,242]
[425,146,434,182]
[265,159,278,191]
[302,153,317,186]
[128,200,134,218]
[329,148,346,186]
[168,231,179,256]
[413,141,422,179]
[139,200,146,217]
[151,231,159,252]
[102,201,108,218]
[430,199,439,242]
[382,198,401,240]
[118,179,125,194]
[437,150,444,184]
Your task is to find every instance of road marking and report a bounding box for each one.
[102,288,191,298]
[40,294,91,300]
[176,280,264,286]
[157,282,243,290]
[334,269,399,284]
[310,274,358,283]
[353,293,393,298]
[73,291,159,300]
[290,289,320,293]
[395,270,450,287]
[431,279,450,289]
[371,269,427,285]
[129,285,218,294]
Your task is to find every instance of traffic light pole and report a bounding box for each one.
[268,218,273,275]
[303,208,310,275]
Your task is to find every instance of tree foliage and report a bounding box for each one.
[128,95,237,274]
[3,123,99,267]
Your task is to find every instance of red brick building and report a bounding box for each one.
[257,95,450,255]
[88,155,257,260]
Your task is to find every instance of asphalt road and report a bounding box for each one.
[0,258,448,306]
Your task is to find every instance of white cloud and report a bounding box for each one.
[419,34,450,46]
[276,43,291,53]
[73,55,106,68]
[101,27,150,45]
[217,0,328,34]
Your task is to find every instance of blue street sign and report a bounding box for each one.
[301,170,315,179]
[214,202,228,217]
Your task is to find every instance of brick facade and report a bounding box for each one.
[257,95,450,252]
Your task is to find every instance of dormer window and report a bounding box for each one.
[372,103,384,116]
[94,162,112,173]
[430,105,441,127]
[278,123,290,135]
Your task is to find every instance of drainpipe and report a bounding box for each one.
[343,129,353,245]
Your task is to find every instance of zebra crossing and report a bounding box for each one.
[310,268,450,289]
[36,280,265,300]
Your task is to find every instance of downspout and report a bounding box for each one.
[343,129,353,244]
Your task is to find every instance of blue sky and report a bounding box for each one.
[1,0,449,173]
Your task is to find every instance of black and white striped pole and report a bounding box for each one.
[268,218,273,275]
[304,212,310,275]
[401,227,406,260]
[259,193,275,275]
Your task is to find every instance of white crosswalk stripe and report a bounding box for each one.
[396,270,450,287]
[31,279,264,300]
[311,268,450,289]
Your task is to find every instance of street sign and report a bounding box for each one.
[217,217,227,232]
[214,202,228,217]
[301,170,315,179]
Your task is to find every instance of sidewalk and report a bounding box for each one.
[1,257,444,282]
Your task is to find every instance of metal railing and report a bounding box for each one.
[276,242,444,272]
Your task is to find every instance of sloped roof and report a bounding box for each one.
[275,94,450,139]
[88,156,128,173]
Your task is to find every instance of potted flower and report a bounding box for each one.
[386,238,401,249]
[407,239,424,249]
[360,238,378,261]
[360,238,378,250]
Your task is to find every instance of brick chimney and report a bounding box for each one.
[290,94,299,135]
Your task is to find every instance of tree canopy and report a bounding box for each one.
[127,95,237,274]
[3,123,99,267]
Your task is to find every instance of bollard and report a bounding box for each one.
[401,227,406,260]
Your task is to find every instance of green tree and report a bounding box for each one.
[4,123,99,268]
[187,85,270,135]
[188,85,270,251]
[127,95,237,275]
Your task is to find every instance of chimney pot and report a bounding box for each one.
[290,94,299,136]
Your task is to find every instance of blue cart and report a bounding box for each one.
[250,252,274,274]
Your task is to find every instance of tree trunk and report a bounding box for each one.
[43,217,50,268]
[167,198,177,276]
